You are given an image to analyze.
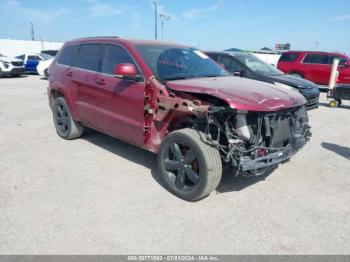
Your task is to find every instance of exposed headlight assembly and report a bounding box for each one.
[1,61,10,69]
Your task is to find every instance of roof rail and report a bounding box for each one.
[74,36,119,40]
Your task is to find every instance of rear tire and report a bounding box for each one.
[158,128,222,201]
[52,97,84,139]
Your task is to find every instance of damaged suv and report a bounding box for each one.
[48,37,311,201]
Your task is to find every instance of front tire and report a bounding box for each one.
[52,97,84,139]
[158,128,222,201]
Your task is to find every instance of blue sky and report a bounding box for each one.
[1,0,349,54]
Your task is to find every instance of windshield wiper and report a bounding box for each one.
[202,74,229,78]
[161,76,194,81]
[161,74,227,82]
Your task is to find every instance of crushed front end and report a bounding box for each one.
[194,106,311,175]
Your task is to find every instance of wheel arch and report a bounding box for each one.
[49,85,79,120]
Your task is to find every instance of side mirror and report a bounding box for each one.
[340,61,350,68]
[114,63,141,81]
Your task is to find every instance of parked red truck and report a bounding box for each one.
[277,51,350,85]
[48,37,311,200]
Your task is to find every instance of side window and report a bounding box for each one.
[206,53,218,61]
[329,56,347,65]
[57,45,79,66]
[101,44,139,75]
[217,55,243,73]
[303,54,328,64]
[76,44,101,72]
[279,53,299,62]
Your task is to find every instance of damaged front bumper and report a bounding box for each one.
[204,105,311,174]
[239,114,311,172]
[239,147,293,172]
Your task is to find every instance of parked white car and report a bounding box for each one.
[37,57,54,78]
[16,53,52,73]
[0,53,25,77]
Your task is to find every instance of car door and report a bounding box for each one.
[93,44,145,146]
[55,44,80,113]
[302,54,330,84]
[70,43,103,129]
[26,55,42,72]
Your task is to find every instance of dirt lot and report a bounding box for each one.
[0,75,349,254]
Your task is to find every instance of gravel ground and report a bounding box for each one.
[0,75,349,254]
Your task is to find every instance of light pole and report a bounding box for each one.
[30,22,35,41]
[159,14,170,40]
[152,1,158,40]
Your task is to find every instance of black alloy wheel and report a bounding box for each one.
[164,142,200,191]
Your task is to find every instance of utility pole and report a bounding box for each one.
[316,41,319,50]
[41,36,45,50]
[152,1,158,40]
[30,22,35,41]
[159,14,170,40]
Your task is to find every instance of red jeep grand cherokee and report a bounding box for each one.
[48,37,311,201]
[277,51,350,85]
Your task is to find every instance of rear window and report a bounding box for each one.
[303,54,328,64]
[57,45,79,66]
[279,53,299,62]
[28,55,41,60]
[76,44,101,72]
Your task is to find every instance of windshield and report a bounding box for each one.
[136,44,229,81]
[41,53,53,60]
[236,54,284,76]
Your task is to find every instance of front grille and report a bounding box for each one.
[307,96,319,106]
[11,61,23,66]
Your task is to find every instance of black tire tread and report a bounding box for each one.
[159,128,222,200]
[53,97,84,140]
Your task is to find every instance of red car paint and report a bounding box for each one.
[166,76,305,112]
[48,37,307,153]
[277,51,350,85]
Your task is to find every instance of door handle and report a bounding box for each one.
[66,71,73,77]
[96,79,106,85]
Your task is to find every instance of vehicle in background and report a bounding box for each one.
[16,53,52,73]
[205,51,320,109]
[41,50,59,57]
[225,48,281,66]
[277,51,350,85]
[48,37,311,201]
[0,53,25,77]
[37,57,54,79]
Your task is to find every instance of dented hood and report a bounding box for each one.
[166,76,306,112]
